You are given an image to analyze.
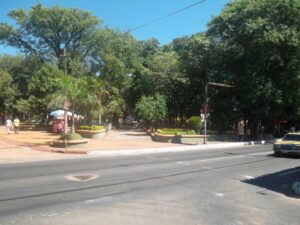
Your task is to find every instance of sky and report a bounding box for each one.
[0,0,230,55]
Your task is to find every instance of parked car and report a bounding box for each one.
[273,133,300,156]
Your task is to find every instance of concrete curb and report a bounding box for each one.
[88,140,271,156]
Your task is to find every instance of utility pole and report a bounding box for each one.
[63,48,68,150]
[203,83,208,144]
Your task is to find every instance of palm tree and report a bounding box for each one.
[49,74,96,133]
[89,77,109,124]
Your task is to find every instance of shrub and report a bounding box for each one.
[59,133,83,141]
[78,126,90,130]
[187,116,202,133]
[176,130,196,135]
[90,125,105,131]
[157,128,196,135]
[135,94,167,128]
[78,125,105,131]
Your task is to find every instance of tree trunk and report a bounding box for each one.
[71,105,76,134]
[99,109,102,124]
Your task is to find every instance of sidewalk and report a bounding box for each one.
[0,127,182,163]
[0,126,271,163]
[0,126,84,163]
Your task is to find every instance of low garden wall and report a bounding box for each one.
[51,139,88,148]
[153,132,203,144]
[76,129,106,139]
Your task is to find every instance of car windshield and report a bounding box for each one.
[283,134,300,141]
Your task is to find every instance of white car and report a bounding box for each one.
[273,133,300,156]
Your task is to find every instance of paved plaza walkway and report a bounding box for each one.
[0,126,182,163]
[1,126,267,163]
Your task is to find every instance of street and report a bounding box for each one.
[0,145,299,225]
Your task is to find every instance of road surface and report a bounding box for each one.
[0,145,299,225]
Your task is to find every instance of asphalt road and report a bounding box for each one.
[0,145,299,225]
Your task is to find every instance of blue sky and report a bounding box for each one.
[0,0,230,55]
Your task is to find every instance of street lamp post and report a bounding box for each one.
[63,48,68,135]
[203,83,208,144]
[62,48,68,151]
[203,82,234,144]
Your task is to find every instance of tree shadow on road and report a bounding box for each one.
[242,164,300,199]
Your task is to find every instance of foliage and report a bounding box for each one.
[135,94,167,127]
[129,49,188,123]
[28,64,63,116]
[171,33,213,117]
[59,133,83,141]
[91,28,142,89]
[0,55,42,114]
[103,97,125,121]
[50,74,97,133]
[87,77,109,123]
[0,4,100,62]
[78,125,105,131]
[187,116,202,133]
[0,70,16,112]
[207,0,300,134]
[157,128,196,135]
[1,2,300,134]
[14,99,31,115]
[209,91,239,133]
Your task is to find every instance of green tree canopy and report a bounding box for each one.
[0,4,100,62]
[50,74,97,133]
[28,63,63,117]
[171,33,213,117]
[207,0,300,133]
[91,29,142,88]
[135,94,167,129]
[0,70,16,113]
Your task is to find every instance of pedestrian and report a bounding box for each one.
[5,118,12,134]
[290,126,296,133]
[57,120,63,134]
[238,124,244,142]
[13,117,20,134]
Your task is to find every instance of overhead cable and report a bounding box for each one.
[128,0,208,32]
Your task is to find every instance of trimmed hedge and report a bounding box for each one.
[59,133,83,141]
[157,128,196,135]
[78,125,105,131]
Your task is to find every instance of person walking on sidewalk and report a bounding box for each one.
[5,118,12,134]
[13,117,20,134]
[238,124,245,142]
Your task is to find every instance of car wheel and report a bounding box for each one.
[274,151,281,157]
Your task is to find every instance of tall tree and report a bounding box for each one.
[0,70,16,114]
[90,28,144,116]
[171,33,213,117]
[50,75,96,133]
[135,94,167,130]
[0,4,100,64]
[91,28,142,89]
[207,0,300,134]
[0,55,42,117]
[27,64,63,117]
[88,77,109,124]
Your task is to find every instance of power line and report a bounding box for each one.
[128,0,208,32]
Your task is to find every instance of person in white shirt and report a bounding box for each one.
[5,118,12,134]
